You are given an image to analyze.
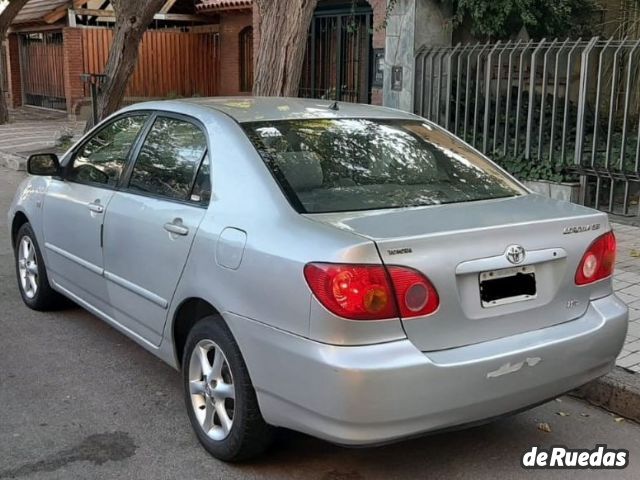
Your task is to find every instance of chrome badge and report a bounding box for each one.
[505,245,526,264]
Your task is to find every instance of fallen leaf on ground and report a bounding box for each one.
[614,417,625,423]
[580,413,590,417]
[537,422,552,433]
[556,411,570,417]
[630,249,640,258]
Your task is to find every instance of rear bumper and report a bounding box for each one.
[226,294,628,446]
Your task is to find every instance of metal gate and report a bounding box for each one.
[299,4,373,103]
[20,32,66,111]
[414,38,640,217]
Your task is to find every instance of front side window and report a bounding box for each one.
[243,119,524,213]
[68,114,148,187]
[128,117,207,201]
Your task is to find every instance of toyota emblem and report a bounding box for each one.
[505,245,526,264]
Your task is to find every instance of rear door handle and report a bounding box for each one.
[87,202,104,213]
[164,221,189,236]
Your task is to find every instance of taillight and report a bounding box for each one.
[387,266,440,318]
[303,263,439,320]
[575,231,616,285]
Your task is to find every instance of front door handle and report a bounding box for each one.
[87,202,104,213]
[164,221,189,236]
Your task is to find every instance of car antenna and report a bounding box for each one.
[328,100,339,111]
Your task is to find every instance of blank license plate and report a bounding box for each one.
[479,265,537,308]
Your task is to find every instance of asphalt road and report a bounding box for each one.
[1,166,640,480]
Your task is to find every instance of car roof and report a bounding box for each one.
[127,96,421,124]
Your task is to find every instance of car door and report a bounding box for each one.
[42,113,150,312]
[101,114,210,346]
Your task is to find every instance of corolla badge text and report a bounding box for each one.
[563,223,601,235]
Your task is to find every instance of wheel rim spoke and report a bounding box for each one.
[215,400,233,435]
[213,382,234,401]
[209,348,224,380]
[202,399,216,432]
[190,380,206,396]
[196,346,213,378]
[28,275,37,293]
[21,238,29,260]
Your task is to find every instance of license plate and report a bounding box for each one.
[479,265,537,308]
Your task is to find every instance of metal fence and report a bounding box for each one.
[414,37,640,216]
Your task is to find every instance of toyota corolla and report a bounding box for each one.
[8,97,628,461]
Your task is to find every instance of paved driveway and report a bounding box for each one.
[1,167,640,479]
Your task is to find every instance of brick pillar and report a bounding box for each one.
[218,12,253,96]
[62,27,85,115]
[6,34,22,108]
[369,0,386,106]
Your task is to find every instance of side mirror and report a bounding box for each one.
[27,153,60,176]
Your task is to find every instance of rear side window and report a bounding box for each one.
[243,119,524,213]
[128,117,207,201]
[68,114,148,187]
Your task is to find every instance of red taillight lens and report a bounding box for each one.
[387,266,440,318]
[304,263,439,320]
[575,231,616,285]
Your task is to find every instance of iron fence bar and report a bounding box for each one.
[445,43,460,131]
[483,41,501,154]
[605,40,627,214]
[503,39,522,156]
[537,39,557,161]
[454,46,464,136]
[526,38,546,159]
[549,39,570,163]
[426,47,436,119]
[575,37,599,206]
[515,40,534,156]
[463,43,480,141]
[560,39,581,164]
[472,42,490,148]
[605,39,626,170]
[591,37,614,210]
[493,42,508,153]
[619,39,640,170]
[434,48,445,124]
[419,48,431,118]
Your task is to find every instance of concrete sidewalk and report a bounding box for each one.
[0,107,84,170]
[613,222,640,372]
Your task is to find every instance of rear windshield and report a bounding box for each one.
[243,118,523,214]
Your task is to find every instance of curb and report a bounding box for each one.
[0,152,26,171]
[572,367,640,423]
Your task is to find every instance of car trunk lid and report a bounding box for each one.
[306,194,610,351]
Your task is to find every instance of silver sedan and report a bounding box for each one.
[8,97,628,461]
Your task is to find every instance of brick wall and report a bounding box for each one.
[62,28,85,115]
[6,34,22,108]
[368,0,386,105]
[218,11,253,96]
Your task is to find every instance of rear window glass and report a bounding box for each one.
[243,119,524,214]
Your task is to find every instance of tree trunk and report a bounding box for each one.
[93,0,166,125]
[0,0,31,125]
[253,0,317,96]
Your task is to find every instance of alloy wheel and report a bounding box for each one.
[188,339,236,441]
[18,236,38,299]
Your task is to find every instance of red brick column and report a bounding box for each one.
[369,0,386,106]
[218,11,253,96]
[6,34,22,108]
[62,27,85,115]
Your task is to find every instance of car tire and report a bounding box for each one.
[14,222,65,311]
[182,316,274,462]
